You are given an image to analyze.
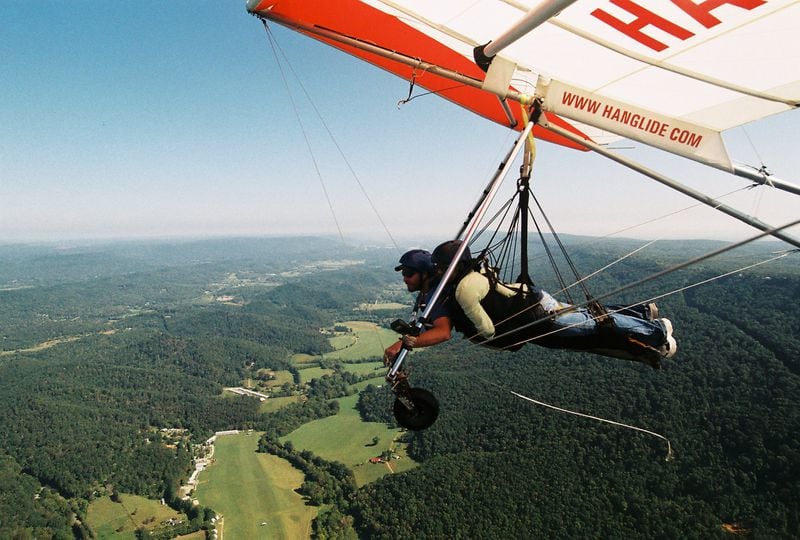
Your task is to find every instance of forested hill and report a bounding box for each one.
[0,236,797,538]
[0,237,391,538]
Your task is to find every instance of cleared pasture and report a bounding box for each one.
[340,360,384,377]
[290,352,317,365]
[356,301,408,311]
[259,394,303,413]
[194,432,317,539]
[260,369,295,387]
[297,366,334,383]
[329,334,356,349]
[86,493,183,539]
[280,393,416,486]
[322,321,398,361]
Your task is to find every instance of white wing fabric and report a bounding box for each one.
[248,0,800,169]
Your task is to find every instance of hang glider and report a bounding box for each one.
[247,0,800,430]
[247,0,800,189]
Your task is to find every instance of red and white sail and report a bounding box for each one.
[247,0,800,172]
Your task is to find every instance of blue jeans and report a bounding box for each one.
[534,303,667,360]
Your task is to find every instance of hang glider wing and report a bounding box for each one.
[247,0,800,171]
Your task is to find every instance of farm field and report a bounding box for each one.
[290,352,317,365]
[322,321,398,361]
[329,334,356,349]
[259,395,302,413]
[86,494,185,539]
[340,360,384,378]
[297,366,335,383]
[261,369,294,388]
[356,301,408,311]
[194,432,317,539]
[280,393,417,486]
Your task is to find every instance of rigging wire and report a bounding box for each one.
[260,20,344,241]
[741,126,767,172]
[738,124,773,226]
[518,182,768,302]
[431,245,795,462]
[537,183,761,258]
[260,19,402,250]
[620,249,795,310]
[553,237,662,300]
[479,218,800,351]
[259,19,400,351]
[490,249,795,351]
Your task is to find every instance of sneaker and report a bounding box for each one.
[660,318,673,336]
[658,318,677,358]
[645,303,660,320]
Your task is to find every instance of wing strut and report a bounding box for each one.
[732,164,800,197]
[475,0,579,66]
[538,117,800,250]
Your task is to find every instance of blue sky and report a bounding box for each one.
[2,2,798,246]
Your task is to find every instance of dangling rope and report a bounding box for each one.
[470,234,790,458]
[476,377,673,460]
[450,249,797,463]
[513,388,673,461]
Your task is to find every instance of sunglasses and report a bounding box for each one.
[401,268,418,277]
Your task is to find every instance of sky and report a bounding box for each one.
[2,2,798,248]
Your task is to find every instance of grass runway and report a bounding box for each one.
[194,432,317,539]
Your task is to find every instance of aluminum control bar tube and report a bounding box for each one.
[455,137,523,240]
[387,120,536,380]
[539,117,800,250]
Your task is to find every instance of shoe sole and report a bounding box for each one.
[664,336,677,358]
[660,318,673,337]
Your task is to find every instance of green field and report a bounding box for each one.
[297,366,335,383]
[290,353,317,365]
[259,395,303,413]
[322,321,398,361]
[261,369,294,387]
[329,334,357,349]
[280,393,417,486]
[340,360,384,377]
[86,494,185,539]
[356,301,408,311]
[194,432,317,539]
[193,319,414,540]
